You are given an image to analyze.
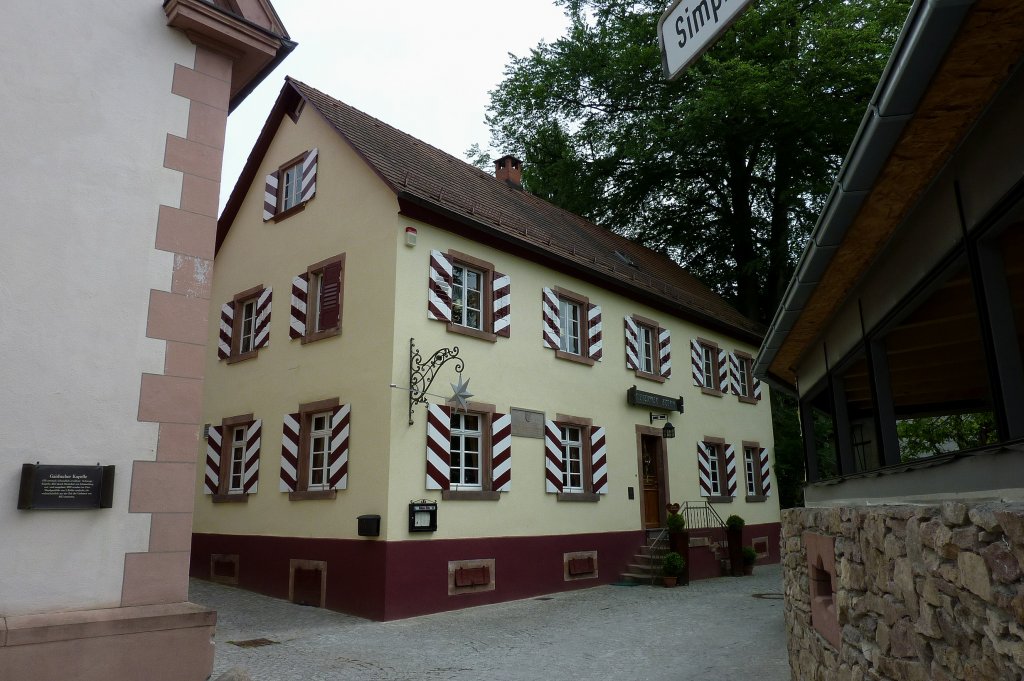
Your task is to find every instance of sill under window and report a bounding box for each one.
[738,395,758,405]
[557,492,600,502]
[707,495,733,503]
[746,495,767,503]
[446,323,497,343]
[270,202,306,223]
[212,493,248,503]
[226,350,258,365]
[634,369,666,384]
[288,489,337,501]
[554,350,595,366]
[701,387,724,398]
[301,327,341,345]
[442,490,500,501]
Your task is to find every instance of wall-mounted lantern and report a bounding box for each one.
[662,422,676,439]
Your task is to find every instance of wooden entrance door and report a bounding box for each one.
[640,434,665,528]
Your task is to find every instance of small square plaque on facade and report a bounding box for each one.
[510,408,545,438]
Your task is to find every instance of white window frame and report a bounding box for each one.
[561,425,584,492]
[239,298,257,354]
[450,412,483,490]
[281,161,303,212]
[701,343,716,389]
[452,263,484,331]
[738,356,751,397]
[228,425,246,493]
[744,446,757,496]
[307,411,332,491]
[639,324,655,374]
[707,443,722,496]
[558,297,582,355]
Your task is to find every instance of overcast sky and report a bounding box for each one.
[221,0,570,208]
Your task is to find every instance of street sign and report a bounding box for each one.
[658,0,755,80]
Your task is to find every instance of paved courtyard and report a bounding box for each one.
[191,565,791,681]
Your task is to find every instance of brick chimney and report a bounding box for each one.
[494,155,523,188]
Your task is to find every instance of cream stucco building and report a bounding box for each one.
[193,78,780,619]
[0,2,291,679]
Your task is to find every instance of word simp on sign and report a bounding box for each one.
[658,0,755,80]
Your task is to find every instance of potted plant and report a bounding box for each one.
[662,551,685,587]
[725,514,745,576]
[742,546,757,575]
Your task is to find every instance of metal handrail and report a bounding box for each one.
[649,528,668,585]
[678,500,727,531]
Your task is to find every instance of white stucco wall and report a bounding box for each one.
[0,3,195,616]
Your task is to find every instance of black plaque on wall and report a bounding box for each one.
[17,464,115,510]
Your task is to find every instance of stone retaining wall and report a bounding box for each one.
[782,502,1024,681]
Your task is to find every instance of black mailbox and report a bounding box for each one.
[408,501,437,532]
[357,514,380,537]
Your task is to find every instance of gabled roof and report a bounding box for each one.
[219,78,764,344]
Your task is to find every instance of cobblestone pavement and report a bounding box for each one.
[191,565,790,681]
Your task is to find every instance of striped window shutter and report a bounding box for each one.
[697,442,712,497]
[690,339,704,386]
[426,403,451,490]
[624,316,640,369]
[328,404,350,490]
[204,425,222,495]
[279,412,300,492]
[301,147,318,203]
[717,348,729,393]
[729,352,740,395]
[724,444,738,497]
[289,273,309,339]
[318,262,343,330]
[242,419,261,494]
[218,302,233,360]
[658,327,671,379]
[759,447,771,497]
[428,250,453,322]
[544,420,564,493]
[492,413,512,492]
[588,304,603,361]
[542,288,560,349]
[493,272,511,338]
[263,171,279,221]
[753,375,763,401]
[254,288,272,349]
[591,426,608,494]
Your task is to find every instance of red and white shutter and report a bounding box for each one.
[289,273,309,339]
[544,420,564,493]
[691,339,704,387]
[624,316,640,370]
[328,404,350,490]
[218,302,233,360]
[591,426,608,494]
[263,171,279,221]
[759,447,771,497]
[428,250,453,322]
[588,304,603,361]
[728,352,740,395]
[724,444,738,497]
[204,425,222,495]
[697,441,712,497]
[492,412,512,492]
[318,262,343,330]
[279,412,300,492]
[542,288,560,349]
[718,348,729,393]
[426,403,451,490]
[300,147,318,203]
[254,288,272,349]
[242,419,261,494]
[753,375,763,401]
[493,271,511,338]
[658,327,671,379]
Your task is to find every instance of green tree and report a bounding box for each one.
[897,412,998,461]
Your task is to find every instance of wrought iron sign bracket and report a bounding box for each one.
[408,338,464,425]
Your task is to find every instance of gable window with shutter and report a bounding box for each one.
[263,148,318,222]
[542,286,602,366]
[279,397,350,500]
[424,402,511,500]
[624,314,671,383]
[218,285,272,363]
[690,337,727,396]
[290,253,345,344]
[204,413,261,502]
[427,249,510,342]
[544,414,608,502]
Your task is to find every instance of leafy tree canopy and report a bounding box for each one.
[484,0,909,323]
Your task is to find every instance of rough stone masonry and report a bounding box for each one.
[783,501,1024,681]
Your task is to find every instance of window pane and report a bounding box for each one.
[559,299,580,354]
[452,266,465,325]
[640,326,654,373]
[464,414,478,430]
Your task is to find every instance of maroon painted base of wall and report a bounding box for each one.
[192,530,643,620]
[685,522,782,581]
